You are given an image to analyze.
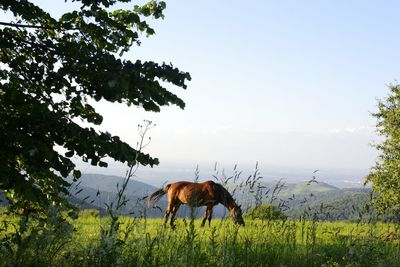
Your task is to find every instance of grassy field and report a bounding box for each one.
[1,210,399,267]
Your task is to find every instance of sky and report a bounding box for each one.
[7,1,400,183]
[96,1,399,169]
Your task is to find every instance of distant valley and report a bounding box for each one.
[0,172,376,220]
[76,161,369,189]
[68,173,377,220]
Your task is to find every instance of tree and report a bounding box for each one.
[246,204,287,220]
[0,0,191,210]
[366,84,400,213]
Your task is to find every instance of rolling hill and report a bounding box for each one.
[68,173,166,217]
[1,173,381,221]
[68,173,160,197]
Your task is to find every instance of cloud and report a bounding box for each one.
[201,125,231,135]
[328,126,375,135]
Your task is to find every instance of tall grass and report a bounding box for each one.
[1,154,399,266]
[1,207,399,266]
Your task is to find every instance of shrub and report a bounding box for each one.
[79,209,100,219]
[246,204,287,220]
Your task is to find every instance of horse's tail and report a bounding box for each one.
[147,184,171,208]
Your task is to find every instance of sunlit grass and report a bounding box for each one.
[1,211,399,267]
[65,217,400,266]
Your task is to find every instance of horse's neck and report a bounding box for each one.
[223,201,235,212]
[219,187,236,211]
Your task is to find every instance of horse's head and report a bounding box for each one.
[231,205,245,226]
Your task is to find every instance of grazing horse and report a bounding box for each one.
[148,180,245,228]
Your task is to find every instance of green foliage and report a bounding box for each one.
[0,0,190,209]
[0,207,74,266]
[366,84,400,213]
[281,181,338,196]
[1,214,399,267]
[286,189,400,222]
[246,204,287,220]
[78,208,100,219]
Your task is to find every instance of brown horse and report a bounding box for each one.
[148,180,245,228]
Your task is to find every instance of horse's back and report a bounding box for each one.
[166,180,220,206]
[169,180,216,190]
[168,181,193,191]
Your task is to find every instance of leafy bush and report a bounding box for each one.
[79,209,100,219]
[246,204,287,220]
[0,207,74,266]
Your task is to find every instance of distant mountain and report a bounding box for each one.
[282,188,392,221]
[284,187,371,208]
[68,195,106,214]
[2,173,385,221]
[279,181,339,197]
[69,173,231,218]
[224,179,385,221]
[227,179,340,209]
[68,174,165,217]
[69,173,160,196]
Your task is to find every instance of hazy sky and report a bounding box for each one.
[15,1,400,173]
[97,1,399,171]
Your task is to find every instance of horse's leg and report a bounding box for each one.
[170,204,180,229]
[207,206,213,227]
[201,208,208,227]
[164,203,173,228]
[163,209,170,228]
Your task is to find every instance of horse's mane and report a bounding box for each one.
[214,183,236,207]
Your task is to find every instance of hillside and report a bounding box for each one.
[284,188,376,220]
[250,181,379,220]
[70,175,375,220]
[224,179,381,221]
[255,180,339,199]
[67,173,168,216]
[228,179,340,209]
[1,173,380,221]
[68,195,106,214]
[69,173,159,197]
[279,181,339,197]
[68,174,233,218]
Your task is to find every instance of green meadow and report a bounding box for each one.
[1,210,399,267]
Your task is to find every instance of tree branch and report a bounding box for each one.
[0,21,54,30]
[0,21,77,31]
